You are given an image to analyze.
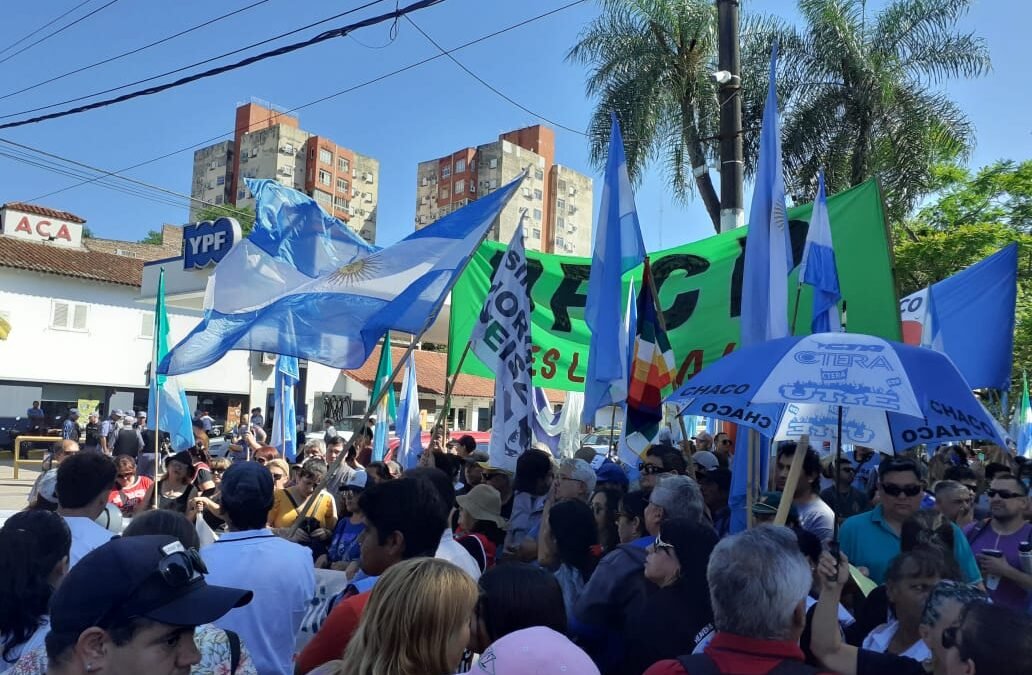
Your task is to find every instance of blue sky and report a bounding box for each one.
[0,0,1026,250]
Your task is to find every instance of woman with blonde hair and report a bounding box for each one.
[312,557,478,675]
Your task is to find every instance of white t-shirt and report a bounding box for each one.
[436,528,481,580]
[62,516,115,567]
[862,620,932,662]
[796,495,836,543]
[0,617,48,673]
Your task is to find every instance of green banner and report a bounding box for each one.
[449,179,900,391]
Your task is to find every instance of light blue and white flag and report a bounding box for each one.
[396,352,423,469]
[160,175,524,375]
[920,285,944,352]
[800,172,841,333]
[271,355,299,462]
[470,219,534,473]
[581,113,647,426]
[732,43,789,534]
[148,268,196,452]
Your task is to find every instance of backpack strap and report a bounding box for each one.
[225,629,241,674]
[965,518,993,546]
[676,654,721,675]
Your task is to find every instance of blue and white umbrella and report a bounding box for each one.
[666,333,1006,451]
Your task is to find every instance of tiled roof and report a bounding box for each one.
[344,344,565,403]
[0,236,143,287]
[2,201,86,224]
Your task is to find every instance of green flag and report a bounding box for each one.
[154,268,169,387]
[369,333,397,461]
[449,179,900,391]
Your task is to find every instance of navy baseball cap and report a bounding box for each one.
[595,460,629,488]
[219,460,274,512]
[49,535,251,634]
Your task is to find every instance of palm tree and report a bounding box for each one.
[767,0,990,221]
[568,0,726,232]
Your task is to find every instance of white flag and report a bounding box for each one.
[470,217,534,473]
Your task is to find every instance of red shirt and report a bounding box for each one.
[294,590,371,675]
[643,632,829,675]
[108,476,153,517]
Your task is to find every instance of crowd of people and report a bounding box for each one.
[2,415,1032,675]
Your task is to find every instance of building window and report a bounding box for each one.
[557,198,566,210]
[238,189,246,200]
[469,182,476,194]
[313,189,332,206]
[455,158,466,173]
[216,175,225,185]
[214,195,223,204]
[51,300,87,332]
[442,165,452,178]
[454,179,465,195]
[140,311,154,338]
[558,179,567,193]
[556,236,565,247]
[318,170,332,186]
[338,157,350,172]
[532,228,541,239]
[319,148,333,164]
[534,189,542,200]
[337,178,349,193]
[533,208,542,221]
[489,158,498,169]
[440,187,450,200]
[534,168,544,180]
[558,217,565,229]
[334,196,349,209]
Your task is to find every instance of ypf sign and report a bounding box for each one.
[183,217,241,269]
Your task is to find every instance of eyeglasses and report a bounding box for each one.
[270,473,285,481]
[881,482,922,497]
[987,488,1025,499]
[212,469,225,476]
[117,472,134,479]
[637,463,666,475]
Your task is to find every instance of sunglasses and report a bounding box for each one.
[97,545,206,627]
[271,473,285,481]
[212,469,225,476]
[637,463,666,475]
[881,483,922,497]
[986,488,1025,499]
[651,533,675,554]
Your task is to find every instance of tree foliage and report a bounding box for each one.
[894,160,1032,401]
[193,204,256,235]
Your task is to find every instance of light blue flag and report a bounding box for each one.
[148,269,196,452]
[581,113,647,426]
[396,352,423,469]
[370,334,397,463]
[160,174,524,375]
[800,171,841,333]
[731,44,789,534]
[271,355,299,462]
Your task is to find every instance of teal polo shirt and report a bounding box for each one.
[839,505,982,585]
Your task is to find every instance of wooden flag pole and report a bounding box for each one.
[773,433,809,526]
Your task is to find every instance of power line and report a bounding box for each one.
[0,0,121,67]
[404,15,586,136]
[20,0,590,206]
[0,0,96,59]
[0,0,395,121]
[0,0,275,102]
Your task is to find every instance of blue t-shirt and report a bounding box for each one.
[327,519,365,564]
[839,505,982,584]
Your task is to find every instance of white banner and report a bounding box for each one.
[470,219,534,473]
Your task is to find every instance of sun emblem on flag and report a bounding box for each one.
[328,254,381,286]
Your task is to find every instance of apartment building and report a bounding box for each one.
[190,100,380,244]
[414,125,593,255]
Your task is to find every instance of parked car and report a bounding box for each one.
[0,416,57,453]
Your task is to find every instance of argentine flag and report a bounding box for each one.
[160,175,523,375]
[799,171,841,333]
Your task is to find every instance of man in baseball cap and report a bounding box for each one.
[45,534,252,675]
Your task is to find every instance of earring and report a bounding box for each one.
[85,665,93,673]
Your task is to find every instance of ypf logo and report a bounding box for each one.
[183,217,241,269]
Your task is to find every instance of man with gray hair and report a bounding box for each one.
[934,479,974,526]
[571,474,708,672]
[536,458,597,566]
[645,526,815,674]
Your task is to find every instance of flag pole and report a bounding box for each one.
[286,178,523,536]
[280,373,288,460]
[436,340,472,439]
[151,268,163,508]
[774,433,809,526]
[790,281,804,336]
[746,430,756,528]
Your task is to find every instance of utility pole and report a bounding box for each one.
[717,0,744,232]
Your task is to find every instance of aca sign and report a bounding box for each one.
[0,210,84,248]
[183,217,241,269]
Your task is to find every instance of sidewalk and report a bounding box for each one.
[0,457,41,511]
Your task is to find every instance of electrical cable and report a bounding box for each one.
[18,0,589,205]
[0,0,275,102]
[404,14,586,135]
[0,0,95,59]
[0,0,397,120]
[0,0,121,67]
